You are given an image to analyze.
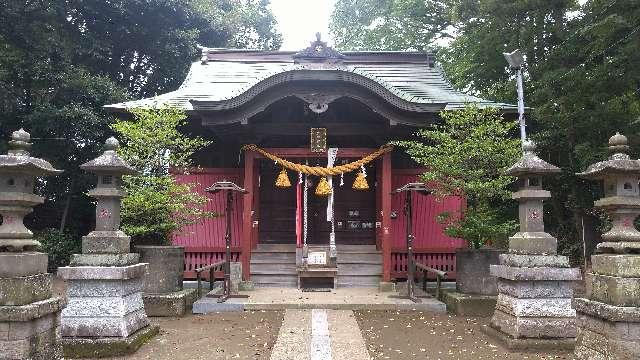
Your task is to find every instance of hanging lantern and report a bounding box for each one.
[353,171,369,190]
[275,168,291,188]
[315,177,332,196]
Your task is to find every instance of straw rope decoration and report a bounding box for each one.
[242,144,393,176]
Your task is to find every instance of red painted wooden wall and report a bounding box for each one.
[172,168,243,278]
[390,170,466,279]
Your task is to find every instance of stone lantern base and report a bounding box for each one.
[58,263,158,357]
[0,252,64,360]
[574,254,640,359]
[484,253,581,350]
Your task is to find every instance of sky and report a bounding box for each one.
[269,0,337,51]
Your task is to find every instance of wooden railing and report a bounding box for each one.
[194,260,225,298]
[184,247,241,279]
[414,262,447,299]
[391,248,457,279]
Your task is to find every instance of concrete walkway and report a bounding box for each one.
[270,309,370,360]
[193,287,446,313]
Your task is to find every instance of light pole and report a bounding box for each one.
[503,49,527,147]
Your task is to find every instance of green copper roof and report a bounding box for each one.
[105,48,515,113]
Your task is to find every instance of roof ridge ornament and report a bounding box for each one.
[293,32,345,63]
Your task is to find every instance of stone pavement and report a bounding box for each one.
[270,309,370,360]
[193,287,446,313]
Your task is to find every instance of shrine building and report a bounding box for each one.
[106,36,516,287]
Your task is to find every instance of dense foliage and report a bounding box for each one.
[112,108,214,245]
[331,0,640,260]
[396,106,520,249]
[35,229,81,271]
[0,1,280,262]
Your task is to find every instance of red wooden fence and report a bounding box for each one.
[390,170,466,279]
[172,168,244,279]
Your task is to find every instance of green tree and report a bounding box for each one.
[0,0,280,247]
[331,0,640,260]
[111,108,214,245]
[330,0,451,51]
[396,105,520,249]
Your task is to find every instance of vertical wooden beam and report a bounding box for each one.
[241,151,255,280]
[251,161,260,250]
[375,159,382,250]
[381,152,392,282]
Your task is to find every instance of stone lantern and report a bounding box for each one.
[574,133,640,359]
[485,140,581,350]
[0,128,64,359]
[58,137,158,358]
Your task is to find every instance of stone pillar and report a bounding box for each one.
[574,133,640,359]
[58,137,158,358]
[0,129,64,359]
[485,140,581,350]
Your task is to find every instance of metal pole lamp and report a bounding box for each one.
[503,49,527,146]
[205,181,249,303]
[389,182,431,303]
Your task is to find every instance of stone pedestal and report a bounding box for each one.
[59,138,157,358]
[0,253,65,360]
[0,129,64,359]
[574,133,640,359]
[443,248,503,316]
[137,245,196,316]
[484,140,580,350]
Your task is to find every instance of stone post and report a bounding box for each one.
[485,140,581,350]
[574,133,640,359]
[58,137,158,358]
[0,129,64,359]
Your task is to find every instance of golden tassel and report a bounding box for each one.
[275,168,291,188]
[315,177,332,196]
[352,171,369,190]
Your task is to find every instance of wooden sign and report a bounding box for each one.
[310,128,327,152]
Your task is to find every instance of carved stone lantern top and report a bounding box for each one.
[578,132,640,250]
[80,137,137,176]
[577,133,640,180]
[0,129,62,176]
[0,129,61,251]
[505,140,560,178]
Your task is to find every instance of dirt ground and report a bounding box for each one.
[354,311,575,360]
[98,311,284,360]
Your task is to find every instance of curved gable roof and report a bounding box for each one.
[105,48,515,113]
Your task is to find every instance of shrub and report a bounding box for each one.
[36,228,81,271]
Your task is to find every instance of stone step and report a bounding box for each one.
[254,244,296,253]
[337,275,381,287]
[336,245,379,253]
[337,253,382,264]
[337,263,382,276]
[250,263,297,274]
[251,252,296,262]
[251,274,298,287]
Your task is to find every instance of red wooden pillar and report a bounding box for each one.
[241,151,255,280]
[381,152,392,282]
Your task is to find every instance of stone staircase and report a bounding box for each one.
[336,245,382,287]
[250,244,382,287]
[250,244,298,287]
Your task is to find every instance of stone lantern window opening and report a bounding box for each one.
[525,176,541,188]
[102,175,113,185]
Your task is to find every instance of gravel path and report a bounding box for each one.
[354,311,575,360]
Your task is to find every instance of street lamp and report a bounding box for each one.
[206,180,248,303]
[503,49,527,148]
